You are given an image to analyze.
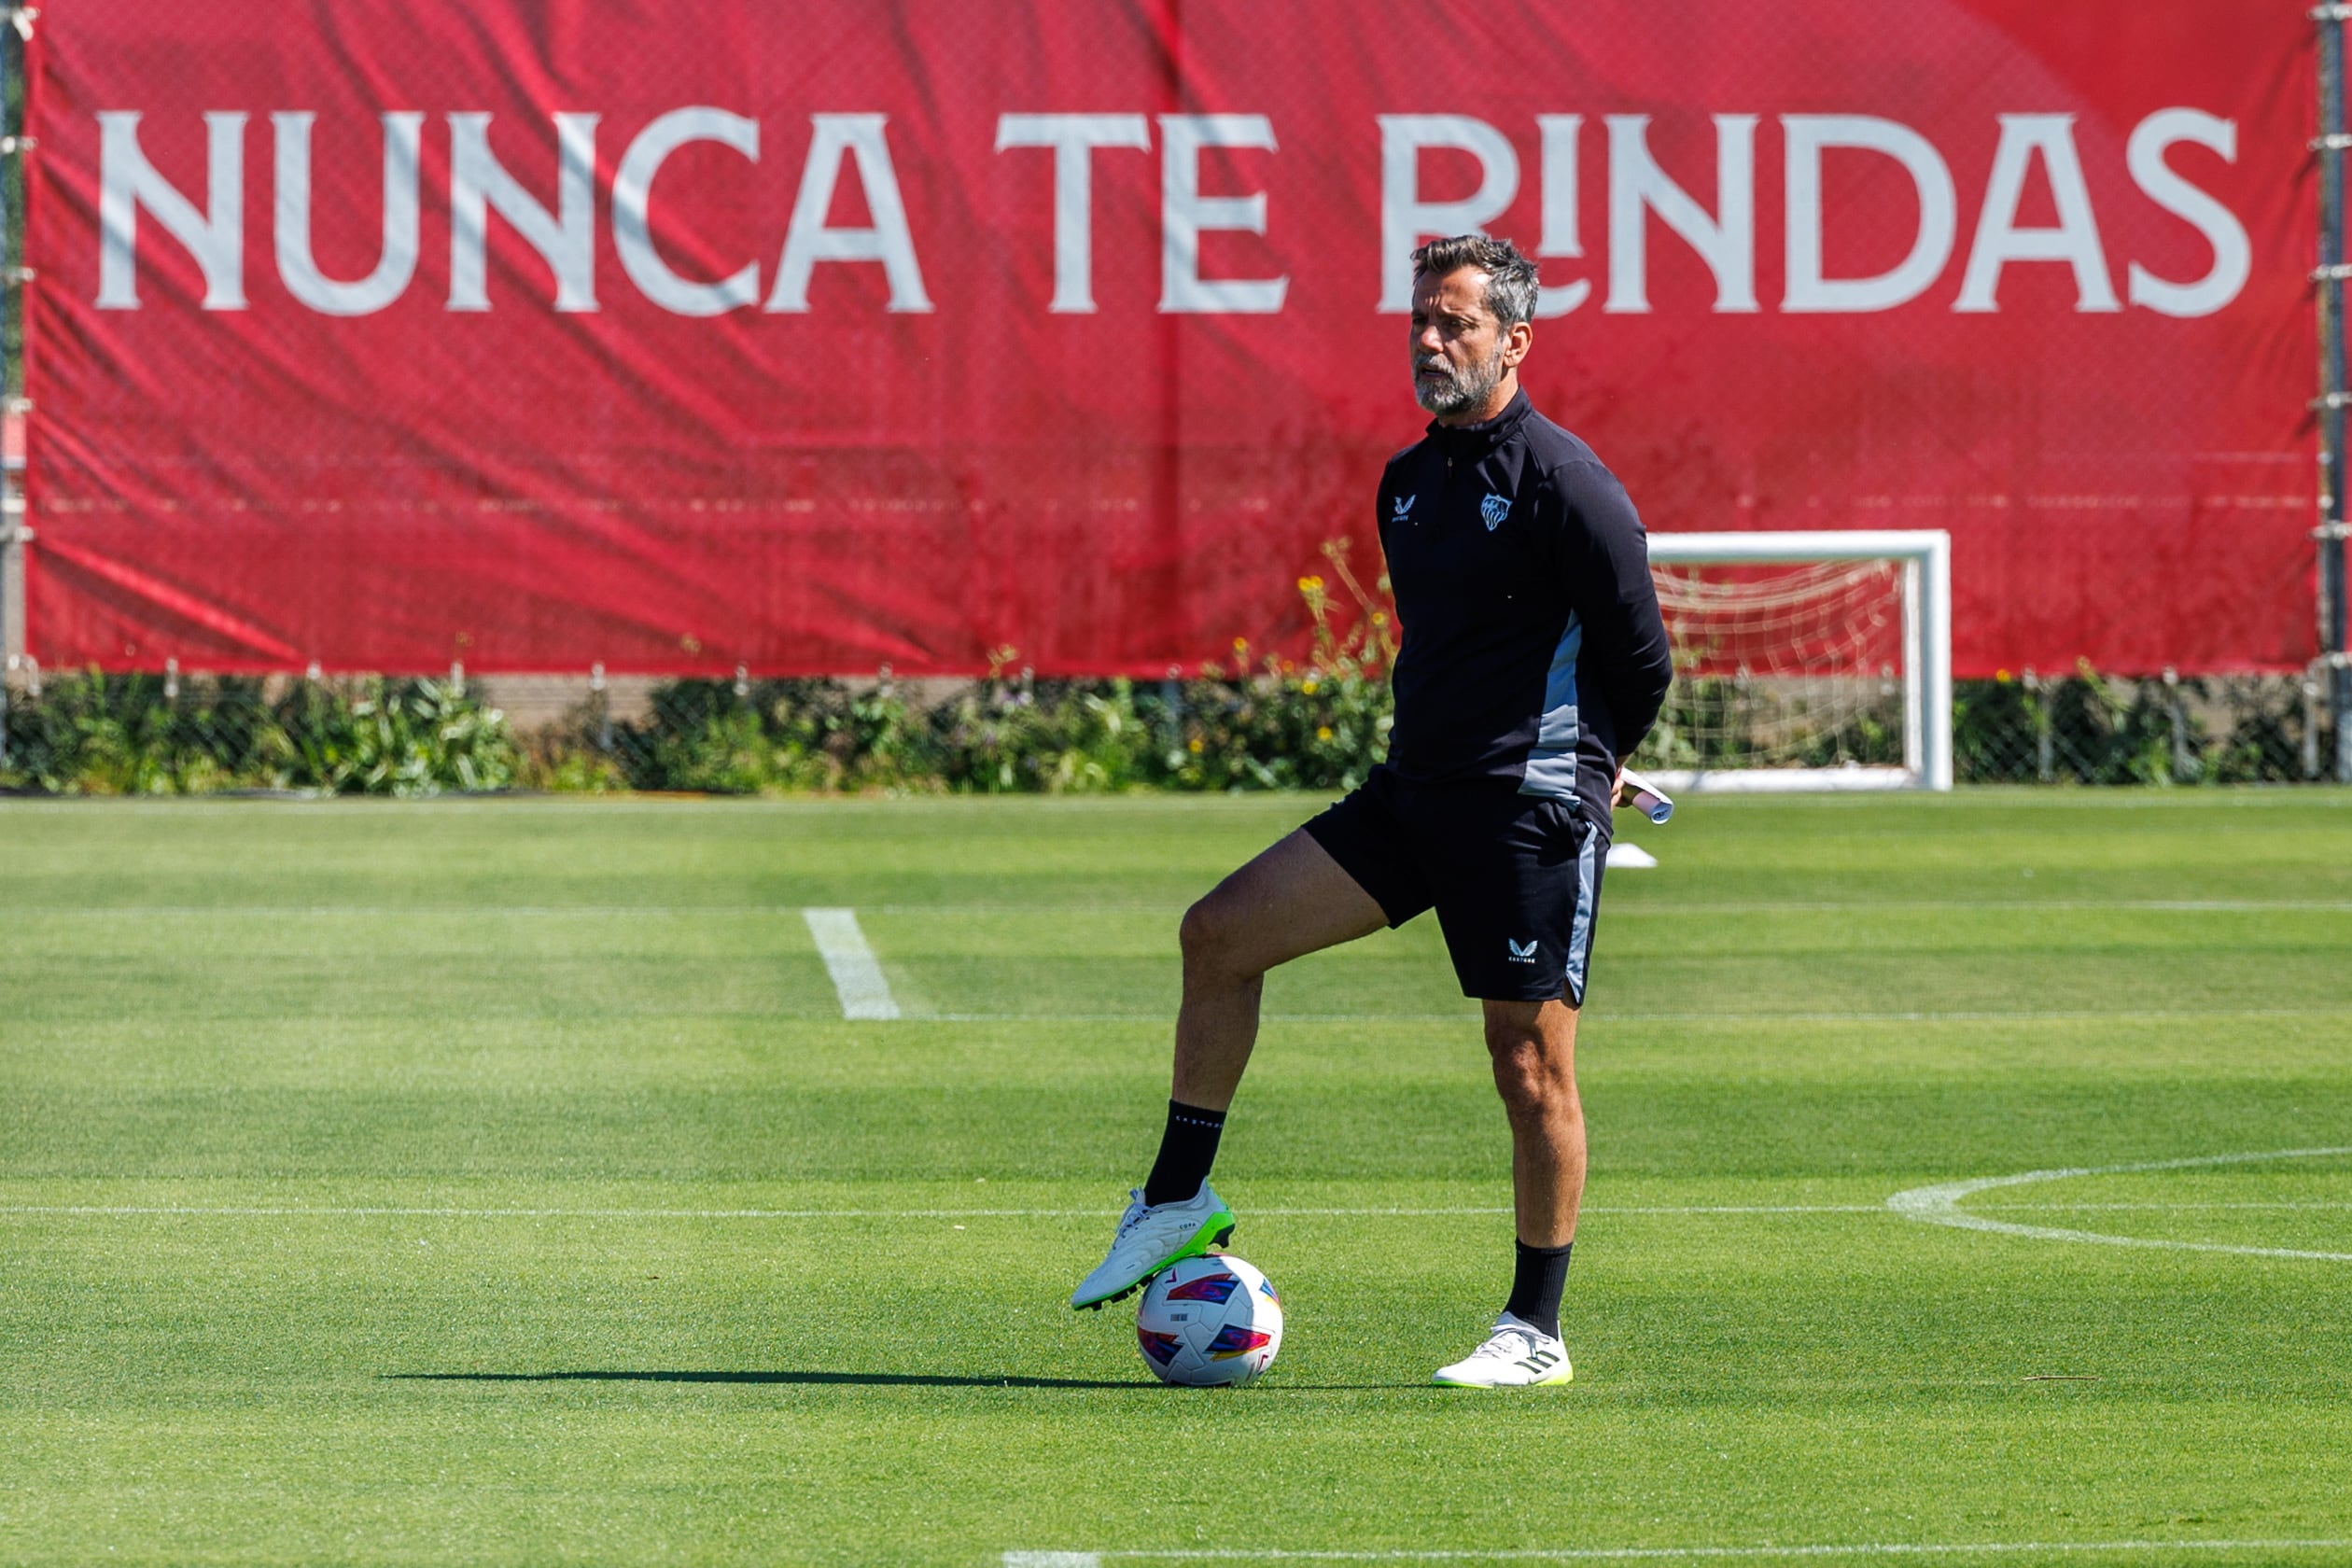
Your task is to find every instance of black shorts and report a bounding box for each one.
[1304,766,1609,1005]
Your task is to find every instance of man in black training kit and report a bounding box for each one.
[1071,234,1673,1387]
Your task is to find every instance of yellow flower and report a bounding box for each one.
[1187,737,1205,754]
[1232,637,1249,651]
[1371,612,1389,625]
[1297,575,1325,593]
[1300,679,1319,695]
[1996,668,2013,683]
[1316,726,1334,742]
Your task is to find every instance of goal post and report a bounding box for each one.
[1639,529,1953,792]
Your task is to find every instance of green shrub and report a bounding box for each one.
[1,561,2325,796]
[601,678,931,793]
[1953,672,2047,783]
[1,671,517,795]
[1948,663,2324,785]
[933,674,1153,793]
[0,670,278,793]
[2207,679,2309,783]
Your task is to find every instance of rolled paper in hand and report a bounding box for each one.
[1618,766,1675,825]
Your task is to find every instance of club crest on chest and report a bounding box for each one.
[1480,493,1510,530]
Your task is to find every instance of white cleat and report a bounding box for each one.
[1069,1183,1236,1309]
[1431,1311,1574,1388]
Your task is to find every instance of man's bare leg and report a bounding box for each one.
[1071,828,1387,1309]
[1482,997,1585,1246]
[1169,827,1389,1111]
[1423,997,1587,1381]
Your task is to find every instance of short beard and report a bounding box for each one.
[1413,346,1505,417]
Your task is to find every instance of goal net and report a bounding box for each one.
[1636,531,1953,791]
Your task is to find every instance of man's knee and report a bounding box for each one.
[1180,896,1256,985]
[1482,1009,1549,1060]
[1485,1012,1576,1116]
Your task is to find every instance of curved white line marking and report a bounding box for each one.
[1888,1147,2352,1262]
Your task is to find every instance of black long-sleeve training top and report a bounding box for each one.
[1375,388,1674,822]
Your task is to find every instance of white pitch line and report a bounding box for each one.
[1004,1538,2352,1564]
[1887,1148,2352,1263]
[802,907,901,1020]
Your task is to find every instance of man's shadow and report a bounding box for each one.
[385,1369,1431,1391]
[385,1369,1140,1390]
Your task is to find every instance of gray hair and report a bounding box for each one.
[1409,234,1539,330]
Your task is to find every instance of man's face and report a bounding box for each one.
[1409,267,1511,418]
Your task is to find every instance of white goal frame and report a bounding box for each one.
[1643,529,1953,793]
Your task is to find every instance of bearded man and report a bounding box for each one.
[1071,233,1673,1387]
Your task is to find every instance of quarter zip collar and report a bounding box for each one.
[1426,386,1533,463]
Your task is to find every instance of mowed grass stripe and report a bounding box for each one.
[6,789,2351,910]
[1004,1541,2352,1562]
[0,1202,1879,1219]
[1004,1541,2352,1563]
[14,899,2352,914]
[19,895,2352,1028]
[12,903,2268,1023]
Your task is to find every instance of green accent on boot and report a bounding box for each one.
[1069,1208,1236,1309]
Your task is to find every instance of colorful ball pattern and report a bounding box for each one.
[1135,1253,1283,1387]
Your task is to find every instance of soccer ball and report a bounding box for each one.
[1135,1253,1283,1386]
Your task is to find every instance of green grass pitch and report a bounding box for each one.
[3,791,2349,1566]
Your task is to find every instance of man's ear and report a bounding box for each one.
[1499,319,1533,368]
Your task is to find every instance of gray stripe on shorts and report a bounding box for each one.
[1564,823,1599,1005]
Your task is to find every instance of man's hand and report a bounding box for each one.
[1617,766,1676,824]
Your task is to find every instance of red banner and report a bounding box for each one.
[22,0,2315,678]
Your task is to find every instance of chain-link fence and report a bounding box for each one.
[1951,668,2332,785]
[0,658,2332,796]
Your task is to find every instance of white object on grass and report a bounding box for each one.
[802,907,901,1019]
[1605,842,1658,869]
[1887,1146,2352,1263]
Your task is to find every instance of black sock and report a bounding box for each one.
[1504,1239,1574,1338]
[1141,1099,1226,1207]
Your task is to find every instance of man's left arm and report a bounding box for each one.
[1552,461,1673,753]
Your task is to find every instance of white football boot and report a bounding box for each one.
[1431,1311,1573,1387]
[1069,1183,1236,1309]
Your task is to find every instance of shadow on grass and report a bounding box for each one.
[385,1369,1439,1391]
[385,1369,1141,1389]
